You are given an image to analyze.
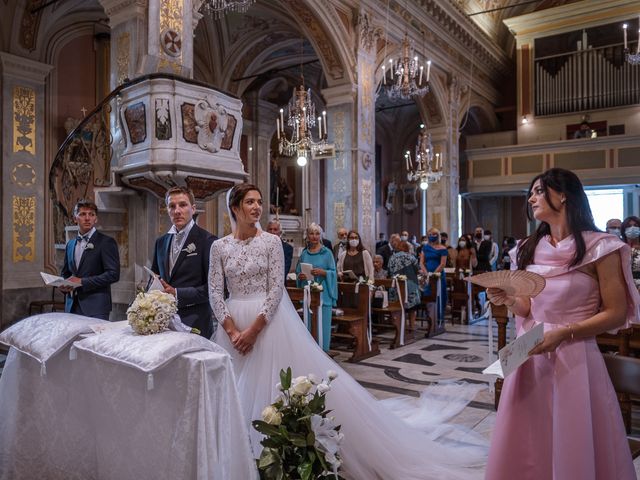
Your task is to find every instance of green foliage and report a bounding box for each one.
[254,368,344,480]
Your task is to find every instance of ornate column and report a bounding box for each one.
[320,11,378,251]
[426,75,467,240]
[100,0,200,87]
[0,52,53,326]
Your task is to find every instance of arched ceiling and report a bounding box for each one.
[453,0,582,55]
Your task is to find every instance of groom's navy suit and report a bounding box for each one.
[152,223,216,338]
[61,230,120,319]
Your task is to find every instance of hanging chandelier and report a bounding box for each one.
[276,85,329,167]
[623,21,640,65]
[200,0,255,18]
[382,33,431,101]
[406,124,442,190]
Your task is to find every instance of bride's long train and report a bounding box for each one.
[216,292,488,480]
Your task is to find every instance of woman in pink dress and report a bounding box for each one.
[486,168,639,480]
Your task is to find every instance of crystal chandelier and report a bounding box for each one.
[200,0,255,18]
[276,85,328,167]
[623,21,640,65]
[406,124,442,190]
[382,33,431,101]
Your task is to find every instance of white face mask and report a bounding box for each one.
[458,241,467,248]
[349,239,360,248]
[400,235,408,241]
[607,228,621,236]
[483,235,491,241]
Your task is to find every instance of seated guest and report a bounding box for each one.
[388,241,421,332]
[59,200,120,320]
[266,219,293,280]
[337,230,374,281]
[373,254,388,279]
[296,223,337,352]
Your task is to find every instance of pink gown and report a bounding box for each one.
[486,232,639,480]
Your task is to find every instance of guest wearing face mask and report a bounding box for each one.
[621,216,640,291]
[337,230,374,281]
[419,228,448,326]
[440,232,454,268]
[400,230,415,254]
[499,237,517,271]
[454,235,477,275]
[333,227,348,261]
[606,218,622,238]
[484,230,500,271]
[473,226,492,273]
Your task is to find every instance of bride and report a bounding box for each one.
[209,183,486,479]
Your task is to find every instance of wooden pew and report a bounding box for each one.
[332,282,380,362]
[492,303,510,410]
[451,277,469,324]
[286,286,322,344]
[372,278,414,348]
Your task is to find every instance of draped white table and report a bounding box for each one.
[0,342,257,480]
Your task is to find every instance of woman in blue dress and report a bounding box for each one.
[419,228,448,323]
[296,223,337,351]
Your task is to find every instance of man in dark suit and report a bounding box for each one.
[376,233,400,270]
[152,187,216,338]
[60,200,120,320]
[267,219,293,281]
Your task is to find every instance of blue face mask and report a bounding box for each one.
[626,226,640,239]
[428,235,438,243]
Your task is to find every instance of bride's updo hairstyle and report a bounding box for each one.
[227,183,262,221]
[517,168,598,269]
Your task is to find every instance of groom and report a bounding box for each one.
[152,186,216,338]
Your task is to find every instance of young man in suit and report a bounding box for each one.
[59,200,120,320]
[152,187,216,338]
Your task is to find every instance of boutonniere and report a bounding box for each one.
[85,243,95,250]
[182,243,196,254]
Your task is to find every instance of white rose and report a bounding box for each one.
[291,377,313,396]
[307,373,319,384]
[327,370,338,381]
[261,405,282,425]
[316,383,331,394]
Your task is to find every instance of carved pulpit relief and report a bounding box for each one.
[194,96,229,153]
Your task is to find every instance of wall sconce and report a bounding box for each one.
[521,115,529,125]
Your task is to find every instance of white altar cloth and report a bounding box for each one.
[0,342,258,480]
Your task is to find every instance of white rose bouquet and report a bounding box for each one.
[253,367,344,479]
[127,290,177,335]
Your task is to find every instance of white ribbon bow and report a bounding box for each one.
[392,275,408,346]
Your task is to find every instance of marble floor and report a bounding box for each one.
[331,318,640,477]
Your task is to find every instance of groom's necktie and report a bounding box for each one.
[169,230,185,273]
[74,234,89,268]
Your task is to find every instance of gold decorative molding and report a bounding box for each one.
[333,202,345,231]
[116,32,131,85]
[333,111,346,170]
[13,195,36,262]
[11,163,36,187]
[13,86,36,154]
[160,0,182,63]
[361,179,372,228]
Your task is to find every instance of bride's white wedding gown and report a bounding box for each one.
[209,232,486,480]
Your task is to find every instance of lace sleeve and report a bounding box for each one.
[208,240,231,324]
[258,234,285,322]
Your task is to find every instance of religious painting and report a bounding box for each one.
[124,102,147,144]
[384,181,397,213]
[181,103,197,143]
[221,114,237,150]
[402,184,418,212]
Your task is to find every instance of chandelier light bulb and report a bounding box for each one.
[420,180,429,190]
[297,155,308,166]
[521,115,528,125]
